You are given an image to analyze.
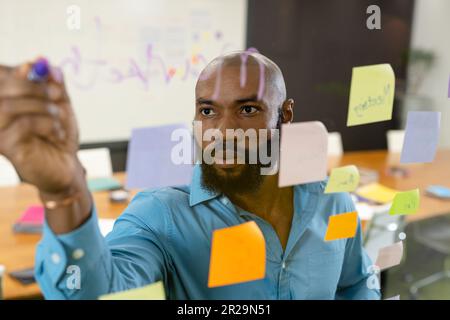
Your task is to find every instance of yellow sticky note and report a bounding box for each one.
[389,189,420,215]
[208,221,266,288]
[347,64,395,126]
[325,165,360,193]
[324,211,358,241]
[98,281,165,300]
[356,182,397,204]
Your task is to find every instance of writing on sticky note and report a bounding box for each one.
[389,189,420,215]
[324,211,358,241]
[98,281,165,300]
[279,121,328,187]
[356,183,397,204]
[208,221,266,288]
[400,111,441,164]
[325,165,360,193]
[347,64,395,126]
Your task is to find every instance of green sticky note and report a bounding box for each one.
[87,177,122,192]
[389,189,420,215]
[325,165,360,193]
[98,281,165,300]
[347,64,395,126]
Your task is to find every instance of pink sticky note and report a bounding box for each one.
[375,241,404,271]
[17,205,45,225]
[279,122,328,187]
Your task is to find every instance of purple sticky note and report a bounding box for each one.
[400,111,441,163]
[126,124,194,189]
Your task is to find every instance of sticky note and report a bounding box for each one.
[16,205,44,225]
[400,111,441,163]
[208,221,266,288]
[324,211,358,241]
[88,177,122,192]
[98,281,165,300]
[448,75,450,98]
[375,241,403,271]
[126,124,193,189]
[279,122,328,187]
[356,183,397,204]
[347,64,395,126]
[389,189,420,215]
[325,165,360,193]
[426,185,450,199]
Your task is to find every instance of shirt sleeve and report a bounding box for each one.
[34,191,172,300]
[334,194,381,300]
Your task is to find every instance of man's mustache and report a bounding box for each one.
[201,138,273,164]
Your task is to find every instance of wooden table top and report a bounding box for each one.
[1,149,450,299]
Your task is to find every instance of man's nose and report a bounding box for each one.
[216,114,239,137]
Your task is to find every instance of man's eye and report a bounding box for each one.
[241,105,259,114]
[200,108,216,116]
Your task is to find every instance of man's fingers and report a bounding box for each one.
[0,115,65,156]
[0,63,68,102]
[0,75,48,99]
[30,115,66,142]
[0,98,64,130]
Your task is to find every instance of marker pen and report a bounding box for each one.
[28,58,50,82]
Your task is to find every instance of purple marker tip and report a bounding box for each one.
[28,58,49,82]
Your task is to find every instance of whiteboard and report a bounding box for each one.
[0,0,247,143]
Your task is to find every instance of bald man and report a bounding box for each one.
[0,52,380,300]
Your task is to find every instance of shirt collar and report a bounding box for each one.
[188,164,327,207]
[189,164,221,206]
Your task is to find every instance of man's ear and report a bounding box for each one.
[281,98,294,124]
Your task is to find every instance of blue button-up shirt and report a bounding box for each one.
[35,165,380,300]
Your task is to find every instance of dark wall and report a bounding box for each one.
[247,0,415,151]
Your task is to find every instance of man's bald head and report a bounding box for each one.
[196,50,287,116]
[193,50,293,196]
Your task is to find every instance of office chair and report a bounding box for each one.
[327,132,344,157]
[77,147,113,179]
[408,214,450,299]
[386,130,405,154]
[0,155,20,187]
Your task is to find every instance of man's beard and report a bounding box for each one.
[201,162,265,196]
[199,110,282,197]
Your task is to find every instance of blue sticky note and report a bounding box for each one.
[400,111,441,163]
[126,124,194,189]
[426,185,450,199]
[88,177,122,192]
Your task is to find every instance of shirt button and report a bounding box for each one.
[72,249,85,260]
[282,261,286,269]
[221,197,229,205]
[51,253,61,264]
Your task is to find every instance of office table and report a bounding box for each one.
[1,149,450,299]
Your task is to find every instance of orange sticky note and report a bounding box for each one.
[324,211,358,241]
[208,221,266,288]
